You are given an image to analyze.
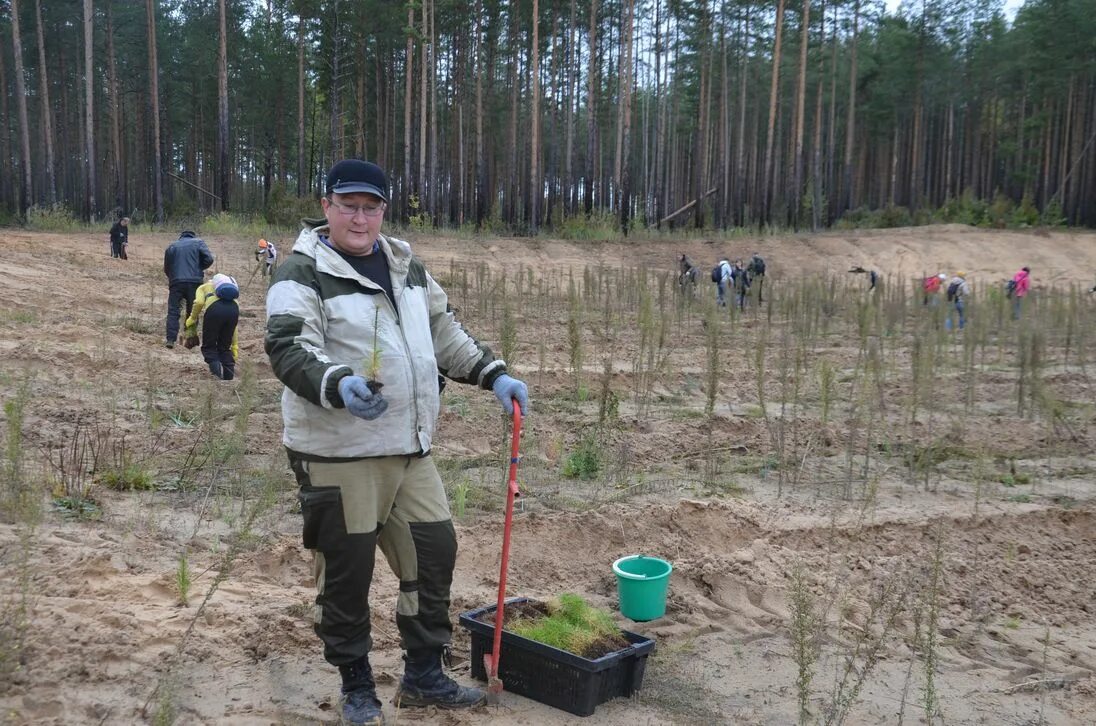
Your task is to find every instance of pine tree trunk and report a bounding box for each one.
[584,0,598,215]
[564,0,577,215]
[404,2,414,214]
[614,0,635,231]
[0,34,11,210]
[474,0,486,226]
[717,22,728,229]
[792,0,809,228]
[106,2,124,212]
[762,0,785,222]
[356,37,366,158]
[735,9,749,225]
[83,0,97,220]
[945,101,954,201]
[146,0,163,221]
[825,1,837,222]
[217,0,230,210]
[1058,76,1074,212]
[419,0,428,211]
[297,12,305,197]
[35,0,57,205]
[841,0,858,215]
[506,8,519,224]
[529,0,540,231]
[694,4,710,229]
[652,0,665,226]
[10,0,33,215]
[429,0,438,221]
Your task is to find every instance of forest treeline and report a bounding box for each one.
[1,0,1094,233]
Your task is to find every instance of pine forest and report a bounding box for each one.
[1,0,1094,232]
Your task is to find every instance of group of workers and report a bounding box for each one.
[155,227,278,380]
[678,253,767,310]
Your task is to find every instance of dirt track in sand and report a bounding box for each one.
[0,224,1094,724]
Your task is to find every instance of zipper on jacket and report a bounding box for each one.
[392,285,423,441]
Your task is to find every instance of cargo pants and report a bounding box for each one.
[289,453,456,666]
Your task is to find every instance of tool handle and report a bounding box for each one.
[488,402,522,679]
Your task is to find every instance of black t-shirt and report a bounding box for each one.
[324,237,396,308]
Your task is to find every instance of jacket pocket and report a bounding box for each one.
[298,486,347,551]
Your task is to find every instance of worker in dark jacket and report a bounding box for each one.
[109,217,129,259]
[164,230,214,348]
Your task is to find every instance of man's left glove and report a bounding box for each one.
[492,374,529,416]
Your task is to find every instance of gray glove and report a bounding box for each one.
[492,374,529,416]
[338,375,388,420]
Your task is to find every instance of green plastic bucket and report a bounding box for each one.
[613,555,672,622]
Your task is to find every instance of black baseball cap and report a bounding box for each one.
[325,159,389,202]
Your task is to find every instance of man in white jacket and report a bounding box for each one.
[265,159,529,726]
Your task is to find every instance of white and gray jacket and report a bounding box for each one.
[265,224,506,460]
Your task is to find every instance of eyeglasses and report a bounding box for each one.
[327,198,386,217]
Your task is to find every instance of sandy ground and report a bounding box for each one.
[0,224,1094,725]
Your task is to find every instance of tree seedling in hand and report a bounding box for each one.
[365,308,383,394]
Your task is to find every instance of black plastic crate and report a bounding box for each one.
[459,598,656,717]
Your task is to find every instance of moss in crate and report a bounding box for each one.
[507,594,630,659]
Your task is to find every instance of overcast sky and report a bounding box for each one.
[884,0,1026,20]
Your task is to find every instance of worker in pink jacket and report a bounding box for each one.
[1008,266,1031,320]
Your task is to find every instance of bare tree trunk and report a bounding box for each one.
[0,31,12,211]
[825,1,837,221]
[217,0,230,210]
[419,0,428,211]
[909,2,926,211]
[474,0,486,226]
[429,0,438,220]
[404,2,414,214]
[841,0,858,214]
[614,0,635,230]
[34,0,57,205]
[506,8,519,224]
[564,0,577,214]
[456,35,465,226]
[652,0,665,225]
[718,20,728,229]
[297,13,305,196]
[693,3,710,228]
[356,36,366,157]
[735,8,749,225]
[945,101,954,201]
[792,0,809,228]
[330,0,345,165]
[889,121,899,206]
[762,0,785,222]
[83,0,97,220]
[146,0,163,221]
[812,68,824,230]
[584,0,598,215]
[10,0,33,215]
[529,0,541,231]
[106,2,124,212]
[1058,76,1074,207]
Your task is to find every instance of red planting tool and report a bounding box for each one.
[484,401,523,705]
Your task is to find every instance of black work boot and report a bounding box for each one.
[395,648,486,709]
[338,656,385,726]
